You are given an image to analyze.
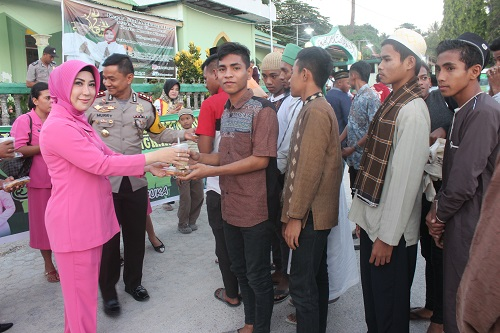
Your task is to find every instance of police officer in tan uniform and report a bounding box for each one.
[87,54,194,316]
[26,46,58,88]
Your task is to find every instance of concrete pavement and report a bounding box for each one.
[1,200,431,333]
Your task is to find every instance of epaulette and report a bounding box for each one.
[31,60,39,66]
[97,91,106,98]
[137,92,153,104]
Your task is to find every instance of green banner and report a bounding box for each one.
[0,111,199,244]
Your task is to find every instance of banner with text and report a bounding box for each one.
[62,0,176,78]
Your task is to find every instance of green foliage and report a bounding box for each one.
[440,0,488,40]
[338,24,382,59]
[255,0,332,46]
[397,23,422,35]
[424,22,441,61]
[486,0,500,44]
[174,42,204,84]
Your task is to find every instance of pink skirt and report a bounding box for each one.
[28,187,52,250]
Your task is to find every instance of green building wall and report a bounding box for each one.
[0,0,62,83]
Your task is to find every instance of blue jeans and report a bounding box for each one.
[289,213,330,333]
[224,220,274,333]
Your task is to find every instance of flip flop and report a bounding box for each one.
[274,288,290,304]
[214,288,241,307]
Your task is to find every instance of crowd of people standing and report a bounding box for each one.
[1,24,499,333]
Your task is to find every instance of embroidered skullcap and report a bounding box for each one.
[387,28,427,60]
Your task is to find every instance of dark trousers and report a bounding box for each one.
[289,213,330,333]
[349,166,358,198]
[177,178,204,227]
[272,172,289,276]
[412,180,443,324]
[206,191,239,299]
[360,228,417,333]
[99,177,147,301]
[224,219,274,333]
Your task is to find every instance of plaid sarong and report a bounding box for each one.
[353,77,421,206]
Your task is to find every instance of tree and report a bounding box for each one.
[486,0,500,44]
[397,23,422,35]
[173,42,203,84]
[256,0,332,46]
[440,0,488,40]
[424,21,441,61]
[339,24,382,59]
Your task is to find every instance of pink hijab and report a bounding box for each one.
[48,60,100,131]
[104,27,117,43]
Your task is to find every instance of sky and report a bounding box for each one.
[304,0,444,35]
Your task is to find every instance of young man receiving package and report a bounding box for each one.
[181,42,279,333]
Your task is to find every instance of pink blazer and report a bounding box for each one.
[40,105,146,252]
[11,110,51,188]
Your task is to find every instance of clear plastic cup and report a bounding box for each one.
[0,137,23,158]
[172,142,189,171]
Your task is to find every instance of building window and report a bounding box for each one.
[25,35,38,66]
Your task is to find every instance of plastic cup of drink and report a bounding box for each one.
[173,142,189,170]
[0,137,22,157]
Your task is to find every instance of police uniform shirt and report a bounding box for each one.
[87,90,185,192]
[26,60,56,84]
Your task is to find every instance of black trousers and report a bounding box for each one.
[272,172,289,276]
[413,180,443,324]
[289,213,330,333]
[224,219,274,333]
[360,228,417,333]
[349,166,358,198]
[206,191,239,299]
[99,177,148,301]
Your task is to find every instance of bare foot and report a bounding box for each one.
[271,270,283,284]
[238,324,253,333]
[149,237,162,248]
[223,289,240,306]
[427,322,444,333]
[276,275,289,291]
[410,307,433,320]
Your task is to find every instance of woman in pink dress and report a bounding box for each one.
[40,60,188,333]
[11,82,59,282]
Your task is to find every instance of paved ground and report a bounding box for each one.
[0,178,431,332]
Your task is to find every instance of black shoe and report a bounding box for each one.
[125,285,150,301]
[103,299,121,317]
[149,236,165,253]
[0,323,13,332]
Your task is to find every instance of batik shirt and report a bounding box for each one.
[346,84,381,169]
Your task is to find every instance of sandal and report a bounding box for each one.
[45,270,60,283]
[274,288,290,304]
[214,288,241,307]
